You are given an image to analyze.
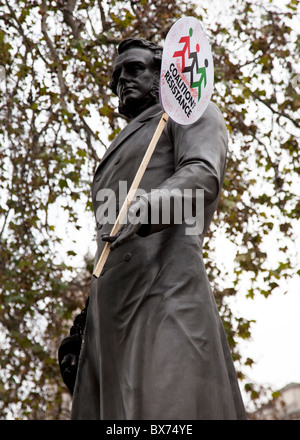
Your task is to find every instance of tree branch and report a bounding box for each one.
[57,0,83,40]
[253,92,300,129]
[40,0,68,99]
[98,0,108,32]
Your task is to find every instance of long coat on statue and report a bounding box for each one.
[70,102,247,420]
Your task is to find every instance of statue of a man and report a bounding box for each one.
[59,37,247,420]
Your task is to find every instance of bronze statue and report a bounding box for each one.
[59,37,247,420]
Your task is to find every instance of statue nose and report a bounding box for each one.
[119,67,132,83]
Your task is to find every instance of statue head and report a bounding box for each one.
[110,38,163,119]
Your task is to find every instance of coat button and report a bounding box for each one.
[124,253,132,262]
[97,223,103,230]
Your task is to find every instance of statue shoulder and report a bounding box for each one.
[167,101,227,134]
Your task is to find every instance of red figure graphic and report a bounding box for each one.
[173,28,193,71]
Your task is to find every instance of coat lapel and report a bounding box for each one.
[94,104,163,174]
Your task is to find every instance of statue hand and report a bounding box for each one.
[61,353,77,374]
[101,197,148,250]
[59,352,79,394]
[61,352,78,378]
[58,334,82,394]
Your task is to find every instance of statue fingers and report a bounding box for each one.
[109,223,140,251]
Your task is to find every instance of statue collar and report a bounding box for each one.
[94,104,163,173]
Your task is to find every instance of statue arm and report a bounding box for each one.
[102,102,228,248]
[138,101,228,236]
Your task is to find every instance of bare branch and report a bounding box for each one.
[98,0,108,32]
[253,92,300,129]
[40,0,68,99]
[57,0,83,39]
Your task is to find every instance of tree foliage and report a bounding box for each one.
[0,0,299,419]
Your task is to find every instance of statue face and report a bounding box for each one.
[112,47,159,118]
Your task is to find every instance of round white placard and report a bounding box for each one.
[160,17,214,125]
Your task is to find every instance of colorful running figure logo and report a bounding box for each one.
[172,28,192,71]
[160,17,213,125]
[172,27,208,101]
[191,59,208,101]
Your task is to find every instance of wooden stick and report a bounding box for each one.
[93,111,169,278]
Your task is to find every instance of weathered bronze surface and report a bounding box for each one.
[60,38,247,420]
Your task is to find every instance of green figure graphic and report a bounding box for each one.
[192,59,208,101]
